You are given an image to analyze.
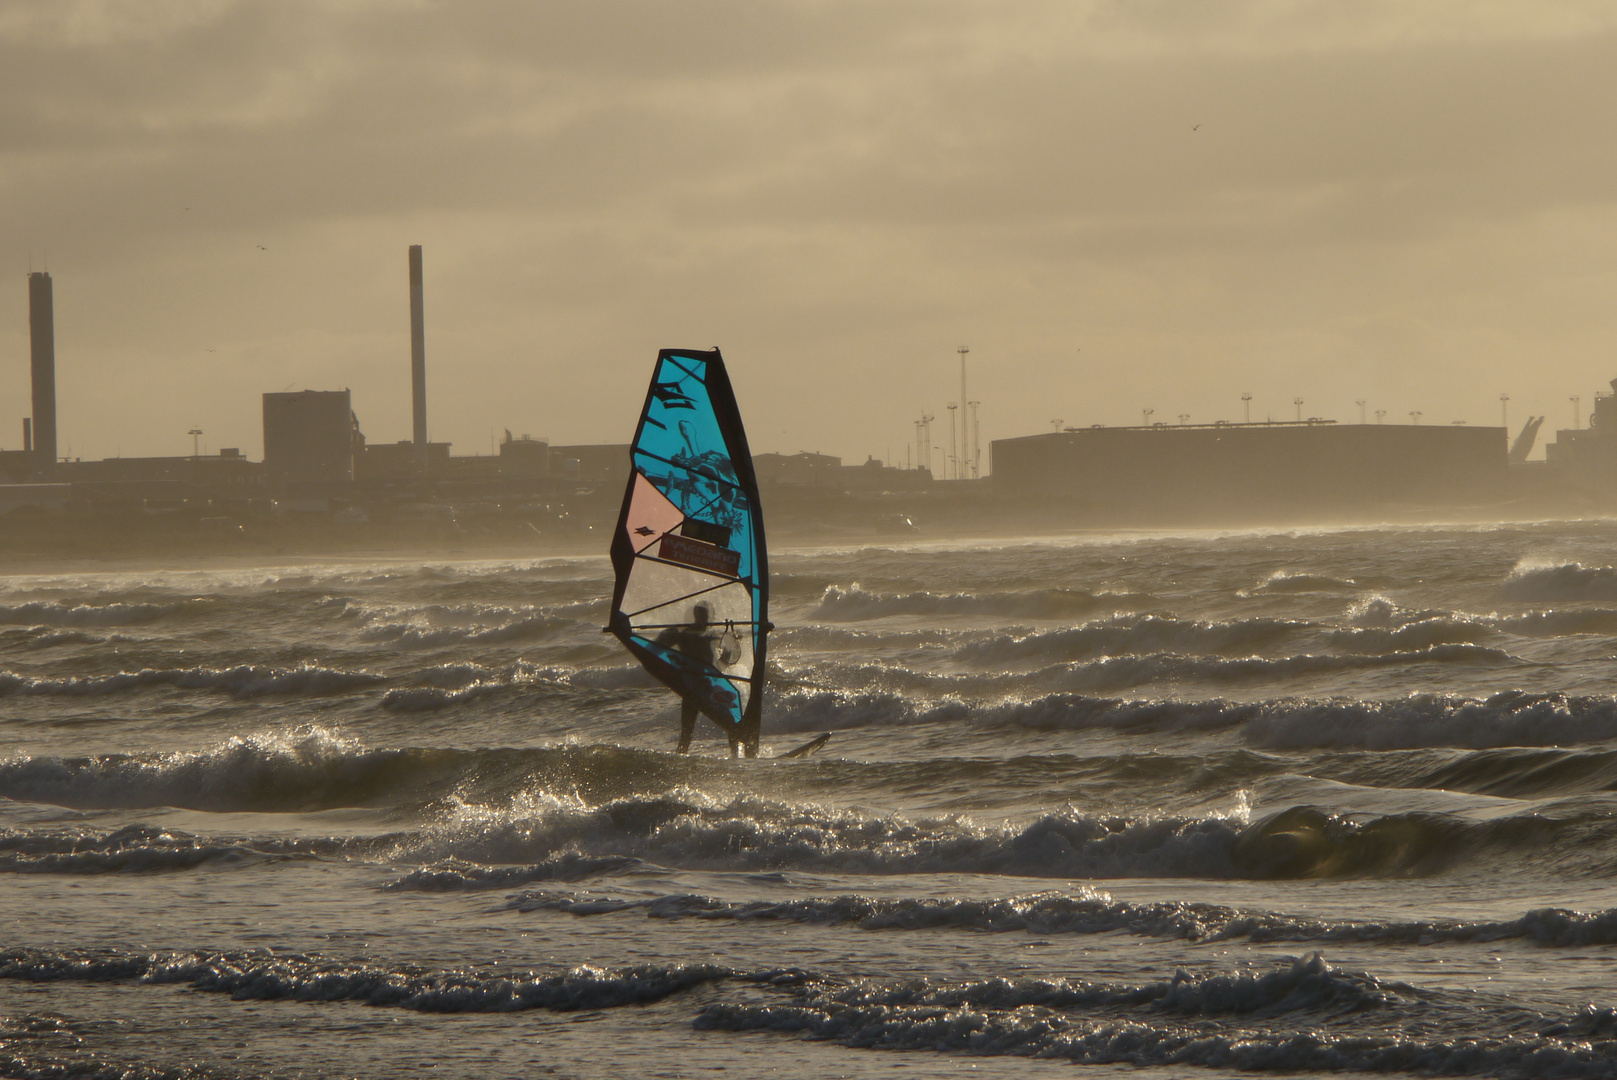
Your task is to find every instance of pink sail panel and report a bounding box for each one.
[623,471,686,553]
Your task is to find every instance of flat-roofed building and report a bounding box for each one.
[991,421,1506,515]
[263,390,356,485]
[499,434,550,478]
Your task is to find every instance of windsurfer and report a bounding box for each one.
[656,602,744,756]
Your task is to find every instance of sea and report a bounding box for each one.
[3,520,1617,1079]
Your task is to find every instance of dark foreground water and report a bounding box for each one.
[3,522,1617,1079]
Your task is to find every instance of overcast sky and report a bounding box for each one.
[4,1,1616,465]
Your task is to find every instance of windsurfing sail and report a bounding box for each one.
[608,348,768,752]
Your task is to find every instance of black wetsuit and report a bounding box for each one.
[655,621,740,755]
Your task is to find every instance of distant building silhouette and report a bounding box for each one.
[1545,378,1617,490]
[499,432,550,478]
[991,421,1505,512]
[263,390,357,485]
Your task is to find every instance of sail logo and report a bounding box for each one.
[658,533,741,577]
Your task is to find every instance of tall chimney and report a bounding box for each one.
[28,272,56,477]
[408,245,426,459]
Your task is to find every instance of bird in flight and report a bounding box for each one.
[256,245,269,251]
[1192,123,1201,131]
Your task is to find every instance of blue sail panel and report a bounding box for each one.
[608,349,768,738]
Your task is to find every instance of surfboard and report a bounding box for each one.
[608,348,770,756]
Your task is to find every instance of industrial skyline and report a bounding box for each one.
[4,260,1597,474]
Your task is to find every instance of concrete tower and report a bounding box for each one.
[408,245,426,460]
[28,272,56,477]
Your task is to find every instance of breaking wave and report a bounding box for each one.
[1498,560,1617,602]
[500,887,1617,947]
[379,661,655,711]
[696,955,1612,1077]
[814,584,1150,621]
[953,615,1308,666]
[377,790,1617,881]
[768,687,1617,751]
[0,823,342,874]
[0,945,797,1014]
[0,600,194,627]
[0,663,384,699]
[1243,571,1357,595]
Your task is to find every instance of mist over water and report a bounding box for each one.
[4,522,1617,1077]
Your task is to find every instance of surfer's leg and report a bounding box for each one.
[739,715,759,759]
[677,698,697,753]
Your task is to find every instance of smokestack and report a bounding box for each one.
[28,272,56,477]
[408,245,426,458]
[22,418,31,454]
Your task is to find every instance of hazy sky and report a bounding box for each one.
[4,1,1617,465]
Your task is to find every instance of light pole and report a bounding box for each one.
[1241,393,1252,424]
[1293,397,1304,422]
[1409,411,1422,425]
[1375,409,1386,424]
[1050,419,1064,431]
[1178,414,1189,426]
[188,428,203,458]
[1572,396,1582,428]
[1500,393,1509,431]
[946,402,958,480]
[1142,408,1154,426]
[967,401,981,478]
[1356,399,1366,424]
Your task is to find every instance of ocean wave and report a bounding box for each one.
[696,957,1612,1077]
[1034,644,1519,692]
[378,661,655,712]
[1326,617,1497,653]
[786,643,1520,703]
[0,727,455,812]
[953,616,1308,666]
[0,600,194,627]
[1240,690,1617,750]
[0,823,341,874]
[502,887,1617,947]
[1495,607,1617,637]
[361,612,576,649]
[0,945,793,1014]
[404,785,1617,881]
[0,626,106,649]
[814,583,1149,621]
[1243,570,1357,596]
[0,663,384,699]
[770,688,1617,752]
[389,854,645,891]
[777,952,1407,1016]
[1499,560,1617,602]
[396,792,1251,879]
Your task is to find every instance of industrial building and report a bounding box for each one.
[1544,380,1617,491]
[499,434,549,478]
[991,421,1507,513]
[753,451,931,492]
[262,390,359,485]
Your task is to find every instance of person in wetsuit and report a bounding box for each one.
[655,603,745,756]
